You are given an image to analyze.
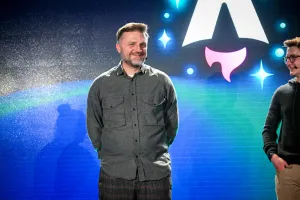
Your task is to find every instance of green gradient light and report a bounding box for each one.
[0,81,90,117]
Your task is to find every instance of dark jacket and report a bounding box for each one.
[263,78,300,164]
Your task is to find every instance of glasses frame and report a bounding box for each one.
[283,55,300,63]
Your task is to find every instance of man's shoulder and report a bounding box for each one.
[146,65,175,86]
[276,81,293,92]
[273,81,294,99]
[89,66,119,91]
[93,66,118,82]
[146,64,170,79]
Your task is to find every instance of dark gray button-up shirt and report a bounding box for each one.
[87,63,179,181]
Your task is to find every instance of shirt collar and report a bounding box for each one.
[116,61,147,76]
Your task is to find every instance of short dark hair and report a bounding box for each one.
[283,37,300,48]
[116,22,149,43]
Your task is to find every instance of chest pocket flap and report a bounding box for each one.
[101,96,125,128]
[142,95,166,106]
[102,96,124,109]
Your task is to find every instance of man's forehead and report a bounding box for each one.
[287,46,300,54]
[121,32,148,41]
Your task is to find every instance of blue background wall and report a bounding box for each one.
[1,0,299,199]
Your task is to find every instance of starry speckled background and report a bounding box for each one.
[1,0,300,199]
[1,0,299,96]
[0,0,165,96]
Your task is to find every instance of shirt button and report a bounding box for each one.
[135,139,138,142]
[133,108,136,111]
[132,93,134,96]
[136,155,138,158]
[134,124,137,126]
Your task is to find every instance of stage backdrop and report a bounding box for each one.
[1,0,299,199]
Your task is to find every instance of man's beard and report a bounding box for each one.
[123,57,145,68]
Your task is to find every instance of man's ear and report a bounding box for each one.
[116,43,121,53]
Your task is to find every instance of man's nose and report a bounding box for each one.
[134,45,143,52]
[135,47,142,52]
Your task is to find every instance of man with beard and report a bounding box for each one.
[87,22,178,200]
[262,37,300,200]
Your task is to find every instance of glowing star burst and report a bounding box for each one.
[176,0,180,9]
[159,30,171,48]
[251,60,273,89]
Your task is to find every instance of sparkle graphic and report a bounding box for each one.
[176,0,180,9]
[187,68,194,75]
[159,30,171,48]
[280,22,286,29]
[275,48,284,58]
[251,60,273,89]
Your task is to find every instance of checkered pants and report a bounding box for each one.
[99,170,172,200]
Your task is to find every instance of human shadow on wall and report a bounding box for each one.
[54,104,98,200]
[34,104,98,200]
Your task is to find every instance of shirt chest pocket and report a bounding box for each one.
[141,95,166,126]
[102,96,126,128]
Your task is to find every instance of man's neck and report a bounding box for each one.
[122,63,141,77]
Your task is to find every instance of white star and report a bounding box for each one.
[251,60,273,89]
[159,30,171,49]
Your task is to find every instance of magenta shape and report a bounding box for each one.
[205,47,247,82]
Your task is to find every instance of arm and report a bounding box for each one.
[262,89,281,160]
[164,76,179,146]
[86,82,103,153]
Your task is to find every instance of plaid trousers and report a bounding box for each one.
[99,169,172,200]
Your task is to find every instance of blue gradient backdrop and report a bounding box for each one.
[1,0,299,199]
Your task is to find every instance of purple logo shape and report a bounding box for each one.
[205,47,247,82]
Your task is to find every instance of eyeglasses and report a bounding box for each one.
[283,55,300,63]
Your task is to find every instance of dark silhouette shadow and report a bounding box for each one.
[34,104,98,200]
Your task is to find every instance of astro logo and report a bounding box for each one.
[182,0,269,82]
